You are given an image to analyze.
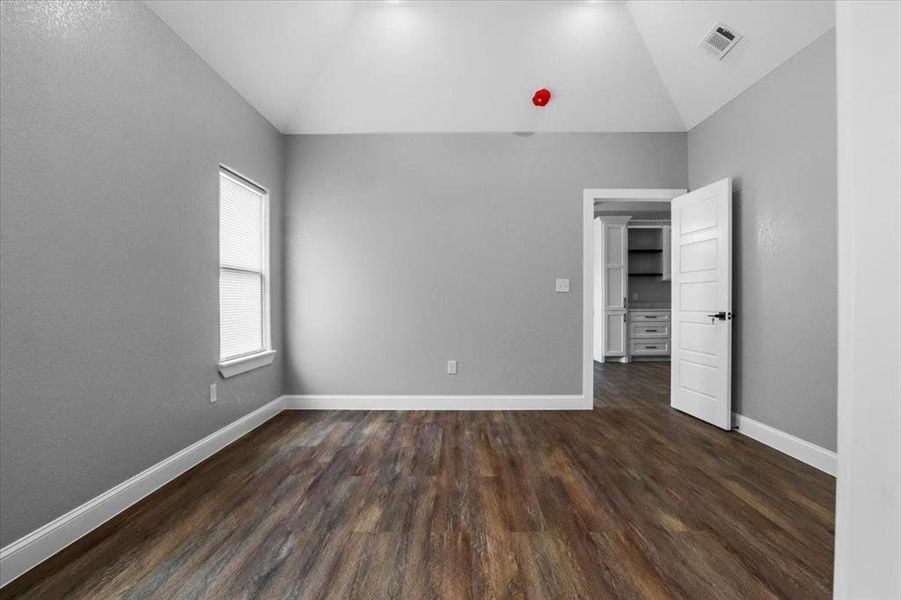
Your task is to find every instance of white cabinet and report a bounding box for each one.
[606,312,627,355]
[630,310,670,322]
[598,216,630,359]
[631,339,671,355]
[628,309,671,357]
[631,321,671,338]
[603,219,628,311]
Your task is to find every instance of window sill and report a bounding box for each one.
[218,349,276,378]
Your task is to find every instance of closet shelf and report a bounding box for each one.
[629,272,663,277]
[628,248,663,253]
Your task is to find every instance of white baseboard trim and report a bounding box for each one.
[0,396,286,589]
[284,394,590,411]
[732,412,836,476]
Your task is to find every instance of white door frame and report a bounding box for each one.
[582,188,686,406]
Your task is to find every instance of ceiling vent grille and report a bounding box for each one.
[700,22,742,60]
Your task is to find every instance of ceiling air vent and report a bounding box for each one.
[700,22,742,60]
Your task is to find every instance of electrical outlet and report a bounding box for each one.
[555,278,570,293]
[209,384,217,403]
[447,360,457,375]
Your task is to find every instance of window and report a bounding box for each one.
[218,168,274,377]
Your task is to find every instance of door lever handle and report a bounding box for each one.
[707,311,727,321]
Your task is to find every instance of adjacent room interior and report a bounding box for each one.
[1,1,898,598]
[594,198,676,367]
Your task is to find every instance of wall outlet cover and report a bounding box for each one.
[555,278,571,293]
[209,384,217,403]
[447,360,457,375]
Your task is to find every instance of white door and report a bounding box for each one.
[670,179,733,430]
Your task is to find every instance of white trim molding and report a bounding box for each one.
[218,349,276,378]
[732,413,836,476]
[582,190,595,404]
[583,188,688,201]
[0,396,285,588]
[284,395,589,411]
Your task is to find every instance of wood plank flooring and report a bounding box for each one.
[2,362,835,599]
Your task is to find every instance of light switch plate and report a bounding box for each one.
[555,278,570,293]
[209,384,217,403]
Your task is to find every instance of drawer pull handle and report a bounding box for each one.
[646,329,657,332]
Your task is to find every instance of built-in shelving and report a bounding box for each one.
[628,248,663,253]
[630,272,663,277]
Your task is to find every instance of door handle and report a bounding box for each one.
[707,311,731,324]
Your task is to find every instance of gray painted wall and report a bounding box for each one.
[688,30,837,450]
[0,1,284,546]
[284,133,687,395]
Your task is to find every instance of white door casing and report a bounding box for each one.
[593,218,604,362]
[670,179,733,430]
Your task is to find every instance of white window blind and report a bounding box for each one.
[219,169,269,361]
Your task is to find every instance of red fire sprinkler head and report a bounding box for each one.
[532,88,551,107]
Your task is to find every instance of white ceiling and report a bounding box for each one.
[627,1,835,129]
[145,0,835,134]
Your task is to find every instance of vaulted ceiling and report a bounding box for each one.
[145,0,835,134]
[627,1,836,129]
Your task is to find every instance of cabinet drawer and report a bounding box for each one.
[631,322,670,338]
[630,339,670,355]
[629,311,670,322]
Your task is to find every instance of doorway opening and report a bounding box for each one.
[595,205,673,363]
[583,183,734,430]
[581,189,682,402]
[583,189,681,415]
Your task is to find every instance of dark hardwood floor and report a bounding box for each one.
[2,362,835,599]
